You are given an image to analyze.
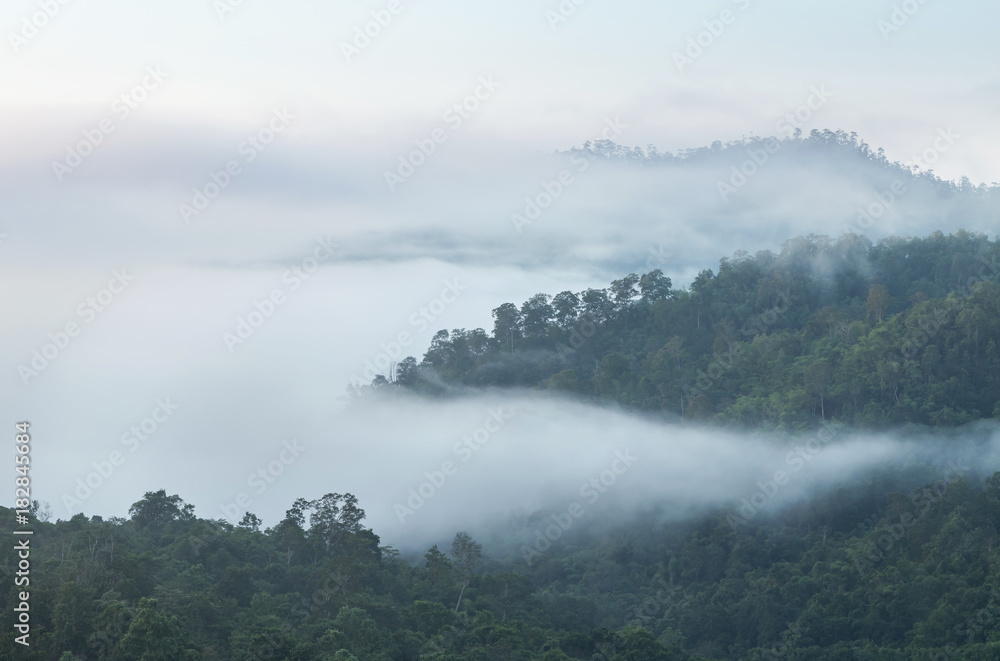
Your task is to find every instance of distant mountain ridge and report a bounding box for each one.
[569,129,999,193]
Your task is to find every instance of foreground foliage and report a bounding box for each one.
[3,468,1000,659]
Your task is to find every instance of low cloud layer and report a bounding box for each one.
[39,387,1000,554]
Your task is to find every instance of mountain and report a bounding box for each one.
[368,229,1000,431]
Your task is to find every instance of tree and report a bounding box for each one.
[690,269,714,330]
[332,651,360,661]
[597,353,632,398]
[660,337,687,369]
[30,499,52,522]
[492,303,522,353]
[521,294,554,340]
[239,512,262,531]
[580,288,614,323]
[552,291,581,329]
[308,493,367,555]
[424,544,453,587]
[423,330,454,369]
[866,284,891,323]
[285,497,310,528]
[609,274,640,311]
[53,581,94,653]
[804,359,833,419]
[333,606,387,657]
[450,532,483,612]
[128,490,194,530]
[639,269,673,302]
[268,498,311,565]
[117,598,197,660]
[396,356,421,386]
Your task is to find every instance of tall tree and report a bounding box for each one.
[450,532,483,612]
[609,273,640,311]
[128,490,194,531]
[492,303,523,354]
[580,288,614,323]
[552,291,581,330]
[804,359,833,419]
[639,269,673,302]
[866,284,891,323]
[521,293,555,340]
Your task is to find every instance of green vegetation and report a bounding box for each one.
[8,230,1000,659]
[379,231,1000,430]
[5,468,1000,659]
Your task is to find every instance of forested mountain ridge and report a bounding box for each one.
[371,231,1000,430]
[569,129,1000,199]
[6,464,1000,660]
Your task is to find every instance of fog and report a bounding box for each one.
[334,394,1000,552]
[5,0,1000,558]
[32,375,1000,554]
[5,136,998,548]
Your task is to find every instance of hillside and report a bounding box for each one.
[8,231,1000,660]
[5,462,1000,659]
[368,230,1000,430]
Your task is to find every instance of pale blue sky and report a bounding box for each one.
[3,0,998,179]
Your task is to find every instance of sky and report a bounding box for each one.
[2,0,999,546]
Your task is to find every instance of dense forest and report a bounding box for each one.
[8,229,1000,659]
[5,466,1000,660]
[375,230,1000,430]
